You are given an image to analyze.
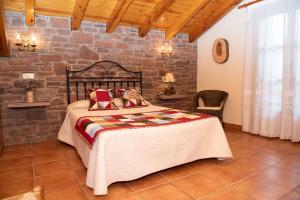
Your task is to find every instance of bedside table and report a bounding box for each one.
[155,94,188,110]
[7,101,51,109]
[155,94,187,100]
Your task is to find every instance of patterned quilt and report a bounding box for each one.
[75,109,212,147]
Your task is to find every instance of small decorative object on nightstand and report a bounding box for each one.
[23,72,35,103]
[162,72,176,95]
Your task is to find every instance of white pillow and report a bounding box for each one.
[67,100,89,111]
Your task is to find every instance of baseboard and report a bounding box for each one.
[223,122,242,131]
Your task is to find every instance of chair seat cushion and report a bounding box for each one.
[197,106,222,111]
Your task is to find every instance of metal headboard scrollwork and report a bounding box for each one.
[65,60,142,104]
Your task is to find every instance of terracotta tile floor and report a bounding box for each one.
[0,129,300,200]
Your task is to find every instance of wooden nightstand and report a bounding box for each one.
[155,94,186,100]
[155,94,188,110]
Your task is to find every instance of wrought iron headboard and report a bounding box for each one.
[66,60,142,104]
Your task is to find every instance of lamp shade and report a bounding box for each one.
[162,73,175,83]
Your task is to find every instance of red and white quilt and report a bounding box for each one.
[75,109,211,147]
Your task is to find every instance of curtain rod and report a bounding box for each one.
[238,0,264,9]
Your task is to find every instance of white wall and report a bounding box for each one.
[197,7,247,125]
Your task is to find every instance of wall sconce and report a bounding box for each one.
[160,42,172,58]
[15,33,37,52]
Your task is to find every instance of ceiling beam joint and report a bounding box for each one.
[189,0,242,42]
[71,0,90,30]
[138,0,175,37]
[106,0,133,33]
[165,0,210,40]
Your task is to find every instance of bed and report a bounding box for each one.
[57,61,233,195]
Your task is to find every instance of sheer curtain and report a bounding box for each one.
[243,0,300,142]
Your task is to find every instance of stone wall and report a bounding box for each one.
[0,12,197,145]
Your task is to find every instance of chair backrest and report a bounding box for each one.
[196,90,228,107]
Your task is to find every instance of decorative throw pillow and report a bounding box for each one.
[88,89,118,111]
[87,88,116,98]
[113,98,124,108]
[116,88,148,108]
[115,88,142,98]
[116,88,126,98]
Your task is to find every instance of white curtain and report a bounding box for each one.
[243,0,300,142]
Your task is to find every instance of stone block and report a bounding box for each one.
[53,63,66,75]
[40,55,63,62]
[71,32,93,44]
[79,45,99,60]
[50,17,70,29]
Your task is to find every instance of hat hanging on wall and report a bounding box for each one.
[212,38,229,64]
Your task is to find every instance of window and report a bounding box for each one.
[256,13,285,114]
[243,0,300,141]
[294,10,300,114]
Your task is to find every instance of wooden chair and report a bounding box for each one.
[194,90,228,125]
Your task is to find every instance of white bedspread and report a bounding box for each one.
[58,103,232,195]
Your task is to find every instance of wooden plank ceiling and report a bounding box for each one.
[0,0,9,57]
[2,0,242,43]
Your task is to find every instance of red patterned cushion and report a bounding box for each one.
[116,88,126,98]
[88,89,118,111]
[88,88,116,98]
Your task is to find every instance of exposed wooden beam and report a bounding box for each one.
[25,0,35,26]
[138,0,175,37]
[0,0,9,57]
[189,0,242,43]
[238,0,263,9]
[71,0,90,30]
[106,0,133,33]
[165,0,210,40]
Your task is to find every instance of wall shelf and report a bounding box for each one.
[155,94,187,100]
[7,101,51,109]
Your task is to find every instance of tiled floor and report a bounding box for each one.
[0,129,300,200]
